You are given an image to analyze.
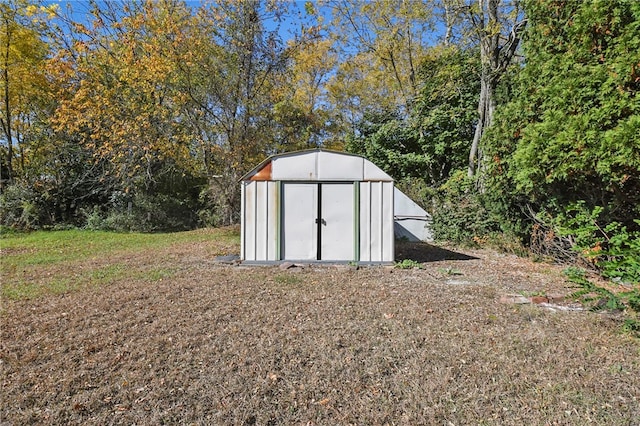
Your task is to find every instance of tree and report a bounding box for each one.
[485,0,640,236]
[415,45,480,184]
[346,46,479,186]
[0,0,53,185]
[325,0,525,179]
[326,0,434,127]
[42,0,312,228]
[169,0,293,224]
[39,0,207,229]
[271,35,340,151]
[51,0,196,189]
[456,0,527,177]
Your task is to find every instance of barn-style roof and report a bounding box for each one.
[241,149,393,182]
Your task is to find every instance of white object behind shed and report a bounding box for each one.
[394,188,433,242]
[241,149,394,263]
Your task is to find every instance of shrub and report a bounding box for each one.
[431,171,501,245]
[394,259,422,269]
[552,203,640,283]
[82,192,200,233]
[0,183,47,230]
[82,206,106,231]
[557,203,640,336]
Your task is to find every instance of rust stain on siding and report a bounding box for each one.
[251,161,272,181]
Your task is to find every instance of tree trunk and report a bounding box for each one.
[467,0,525,178]
[1,14,13,183]
[443,2,455,46]
[468,73,496,177]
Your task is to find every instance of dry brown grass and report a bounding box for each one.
[2,230,639,425]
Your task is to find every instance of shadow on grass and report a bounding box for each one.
[395,240,479,263]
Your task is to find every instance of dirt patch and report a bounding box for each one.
[2,238,639,424]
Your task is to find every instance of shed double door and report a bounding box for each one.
[281,183,355,261]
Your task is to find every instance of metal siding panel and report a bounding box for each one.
[320,183,354,261]
[369,182,382,262]
[377,182,382,262]
[393,187,433,242]
[277,181,282,259]
[267,181,279,261]
[255,181,268,261]
[359,182,371,262]
[394,218,434,242]
[353,182,360,261]
[394,186,427,214]
[243,149,395,182]
[244,182,256,261]
[383,182,395,262]
[272,153,318,181]
[240,183,245,260]
[364,159,393,181]
[317,151,363,180]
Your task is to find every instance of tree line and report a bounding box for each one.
[1,1,639,276]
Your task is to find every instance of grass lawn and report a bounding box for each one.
[1,228,639,424]
[0,227,239,300]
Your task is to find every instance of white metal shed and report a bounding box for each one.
[240,149,395,263]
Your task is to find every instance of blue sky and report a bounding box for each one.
[42,0,444,56]
[44,0,320,43]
